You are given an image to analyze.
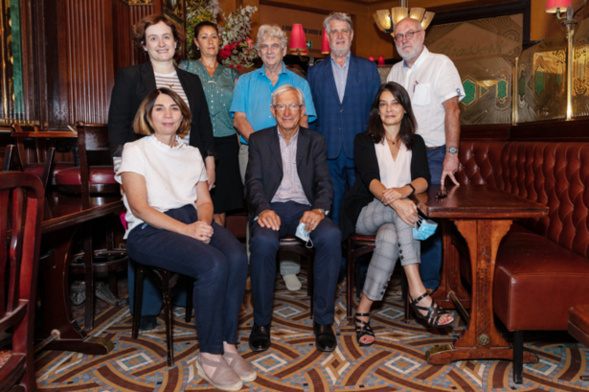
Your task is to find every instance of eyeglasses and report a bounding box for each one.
[394,30,422,43]
[274,104,301,111]
[435,189,447,200]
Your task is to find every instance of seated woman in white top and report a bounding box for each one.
[117,88,253,391]
[341,82,454,347]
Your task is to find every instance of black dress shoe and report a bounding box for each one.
[314,322,336,352]
[249,324,271,352]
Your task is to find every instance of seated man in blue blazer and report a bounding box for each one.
[245,85,341,352]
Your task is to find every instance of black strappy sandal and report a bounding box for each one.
[354,312,375,346]
[410,293,454,328]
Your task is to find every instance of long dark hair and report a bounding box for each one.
[366,82,417,149]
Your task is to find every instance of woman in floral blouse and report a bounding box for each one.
[180,21,243,226]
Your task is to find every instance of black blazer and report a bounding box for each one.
[340,132,431,239]
[245,126,333,220]
[107,61,214,159]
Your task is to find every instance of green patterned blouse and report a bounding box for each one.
[179,59,239,138]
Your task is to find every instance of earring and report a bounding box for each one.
[196,47,200,51]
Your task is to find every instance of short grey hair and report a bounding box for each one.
[324,12,353,34]
[256,25,288,50]
[271,85,305,107]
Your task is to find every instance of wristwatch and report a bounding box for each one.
[447,146,458,154]
[313,208,326,216]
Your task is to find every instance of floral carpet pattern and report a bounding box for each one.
[36,274,589,391]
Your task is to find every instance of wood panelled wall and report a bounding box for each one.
[14,0,158,131]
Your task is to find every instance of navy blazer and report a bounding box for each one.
[307,55,381,160]
[245,126,333,219]
[107,61,214,160]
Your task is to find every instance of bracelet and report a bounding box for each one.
[407,183,416,197]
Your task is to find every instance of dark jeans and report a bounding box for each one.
[127,205,247,354]
[421,146,445,291]
[249,201,341,326]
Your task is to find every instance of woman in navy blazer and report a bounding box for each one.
[107,14,214,331]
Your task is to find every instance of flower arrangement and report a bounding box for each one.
[185,0,258,69]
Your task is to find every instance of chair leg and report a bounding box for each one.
[161,271,175,366]
[185,279,193,322]
[513,330,523,384]
[82,224,95,330]
[346,240,354,320]
[132,262,144,340]
[307,254,314,319]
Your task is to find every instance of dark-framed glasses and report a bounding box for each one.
[394,30,422,43]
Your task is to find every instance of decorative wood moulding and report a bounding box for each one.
[118,0,152,5]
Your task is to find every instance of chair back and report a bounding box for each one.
[0,172,44,392]
[75,122,118,207]
[10,124,43,168]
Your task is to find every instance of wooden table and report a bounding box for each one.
[36,193,123,355]
[412,184,549,364]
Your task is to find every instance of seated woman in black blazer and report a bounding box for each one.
[341,82,454,346]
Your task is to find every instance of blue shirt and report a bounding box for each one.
[330,52,351,103]
[230,63,317,144]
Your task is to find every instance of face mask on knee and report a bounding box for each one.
[295,222,314,248]
[413,218,438,241]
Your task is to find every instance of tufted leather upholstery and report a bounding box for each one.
[457,141,589,332]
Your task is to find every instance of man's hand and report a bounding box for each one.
[258,209,281,231]
[441,153,460,188]
[185,221,214,244]
[390,199,419,227]
[299,209,325,232]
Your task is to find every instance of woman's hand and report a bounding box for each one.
[185,220,214,244]
[382,187,404,205]
[205,156,216,190]
[390,198,419,226]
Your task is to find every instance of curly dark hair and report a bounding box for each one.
[366,82,417,149]
[132,14,185,53]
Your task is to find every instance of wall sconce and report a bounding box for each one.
[321,29,330,54]
[289,24,308,55]
[545,0,586,119]
[374,0,435,36]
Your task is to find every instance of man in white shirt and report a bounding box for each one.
[387,17,464,291]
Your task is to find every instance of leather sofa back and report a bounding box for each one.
[458,141,589,259]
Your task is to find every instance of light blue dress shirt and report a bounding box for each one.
[230,63,316,144]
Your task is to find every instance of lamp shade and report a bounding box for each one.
[546,0,572,13]
[377,55,385,66]
[321,29,330,54]
[289,24,308,55]
[368,56,375,61]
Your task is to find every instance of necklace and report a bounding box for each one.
[386,137,399,146]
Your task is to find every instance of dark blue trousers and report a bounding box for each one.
[327,148,356,224]
[421,146,445,291]
[249,201,341,326]
[127,205,247,354]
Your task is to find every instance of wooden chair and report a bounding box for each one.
[131,261,194,367]
[54,122,119,202]
[346,234,412,322]
[55,122,126,330]
[279,236,315,317]
[0,172,44,392]
[10,124,74,187]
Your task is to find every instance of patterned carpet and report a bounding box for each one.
[35,273,589,392]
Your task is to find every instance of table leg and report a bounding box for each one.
[426,219,537,365]
[432,220,471,309]
[36,228,113,355]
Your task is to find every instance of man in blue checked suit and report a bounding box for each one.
[307,12,381,225]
